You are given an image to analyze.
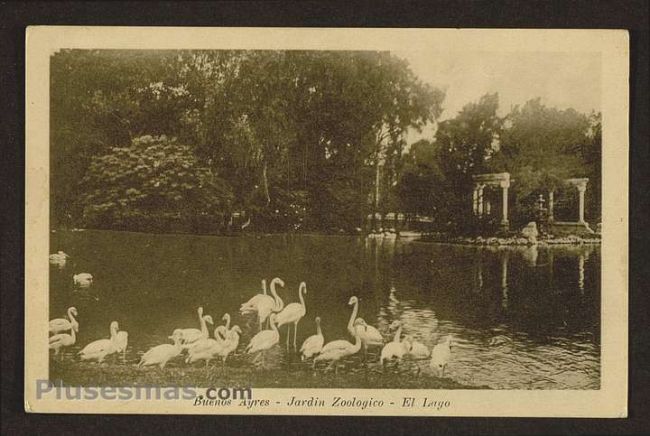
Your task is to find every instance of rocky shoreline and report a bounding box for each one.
[418,233,601,246]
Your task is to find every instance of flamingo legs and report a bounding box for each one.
[293,321,300,351]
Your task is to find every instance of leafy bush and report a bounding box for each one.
[80,135,233,232]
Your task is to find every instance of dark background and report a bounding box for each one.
[1,1,648,434]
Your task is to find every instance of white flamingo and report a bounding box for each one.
[186,325,228,368]
[138,331,184,369]
[313,323,364,373]
[320,297,361,354]
[300,316,324,361]
[380,321,412,366]
[49,325,76,358]
[430,335,453,377]
[246,313,280,365]
[177,307,214,349]
[218,313,231,340]
[49,307,79,334]
[78,321,119,362]
[276,282,307,351]
[348,296,384,358]
[405,335,430,359]
[241,278,285,331]
[73,273,93,288]
[114,326,129,360]
[239,279,268,314]
[214,325,242,369]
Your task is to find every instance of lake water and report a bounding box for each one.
[49,230,600,389]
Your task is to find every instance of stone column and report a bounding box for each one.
[500,179,510,228]
[548,190,554,222]
[577,183,586,223]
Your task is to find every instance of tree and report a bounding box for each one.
[396,139,445,220]
[492,99,598,224]
[433,93,503,230]
[80,135,232,232]
[51,50,445,233]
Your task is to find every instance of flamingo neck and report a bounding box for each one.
[352,333,362,352]
[270,318,278,333]
[200,316,208,335]
[262,279,267,296]
[316,320,322,336]
[393,325,403,343]
[67,308,76,324]
[224,315,231,331]
[348,300,359,333]
[271,281,284,311]
[70,327,76,342]
[298,284,306,309]
[215,326,227,342]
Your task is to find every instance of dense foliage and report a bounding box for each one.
[51,50,601,235]
[51,50,443,232]
[80,135,233,232]
[396,95,602,231]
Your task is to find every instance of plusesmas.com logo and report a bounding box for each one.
[36,380,252,403]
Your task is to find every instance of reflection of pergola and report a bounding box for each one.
[471,172,511,230]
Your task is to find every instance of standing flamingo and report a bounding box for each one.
[49,307,79,334]
[49,325,76,358]
[348,296,384,359]
[430,335,453,377]
[246,313,280,365]
[239,280,268,314]
[186,325,228,369]
[218,313,231,340]
[379,320,412,367]
[214,325,242,370]
[114,326,129,360]
[176,307,214,349]
[78,321,119,362]
[276,282,307,351]
[138,331,184,369]
[300,316,324,361]
[320,296,361,354]
[313,323,364,373]
[239,277,284,331]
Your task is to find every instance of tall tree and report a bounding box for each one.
[492,98,597,224]
[433,93,503,230]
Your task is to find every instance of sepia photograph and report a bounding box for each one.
[24,26,628,416]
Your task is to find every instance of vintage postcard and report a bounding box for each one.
[25,26,628,416]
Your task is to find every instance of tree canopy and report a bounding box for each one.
[51,49,601,235]
[51,49,444,232]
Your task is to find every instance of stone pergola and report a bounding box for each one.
[470,173,593,235]
[548,177,593,235]
[471,172,511,230]
[548,178,588,224]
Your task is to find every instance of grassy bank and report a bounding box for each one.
[49,356,484,389]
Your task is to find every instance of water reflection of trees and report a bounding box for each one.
[364,239,599,337]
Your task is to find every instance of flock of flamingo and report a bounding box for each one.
[49,252,454,377]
